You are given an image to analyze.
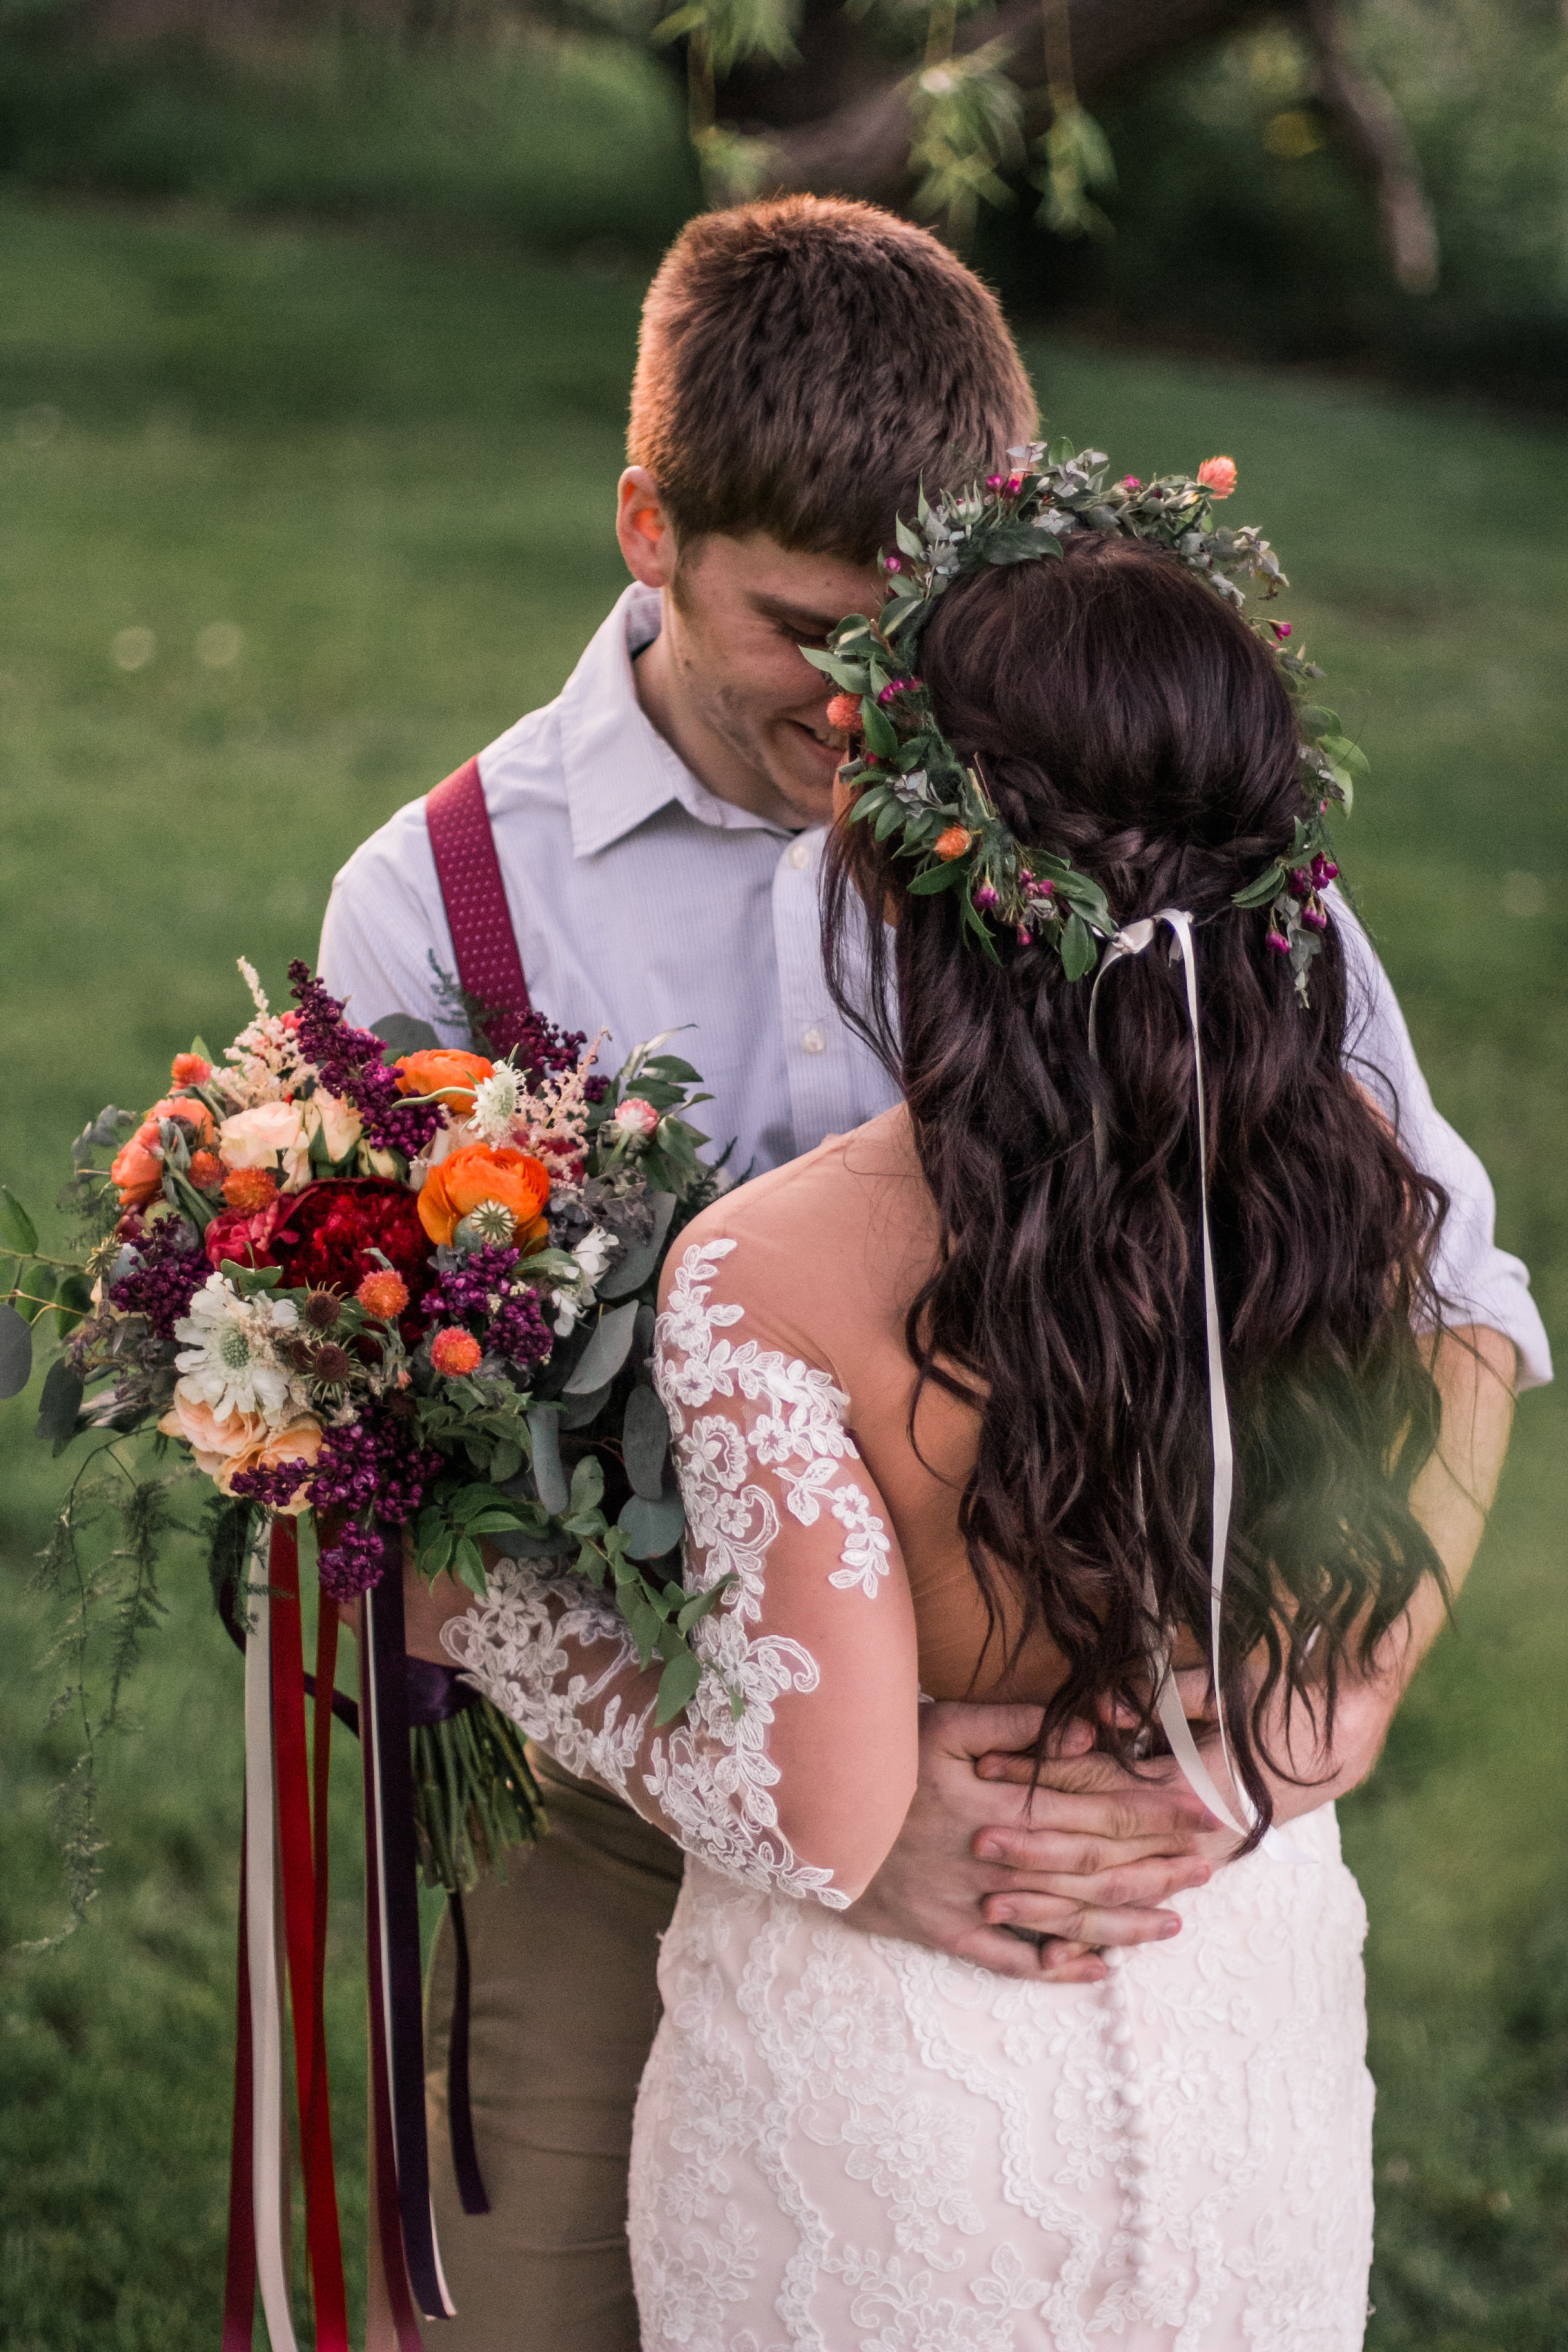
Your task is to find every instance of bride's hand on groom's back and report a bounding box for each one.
[842,1700,1214,1983]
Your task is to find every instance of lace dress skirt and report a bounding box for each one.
[628,1801,1373,2352]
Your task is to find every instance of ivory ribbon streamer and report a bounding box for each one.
[1088,910,1299,1856]
[242,1537,302,2352]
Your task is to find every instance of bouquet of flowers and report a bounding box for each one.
[2,956,726,1891]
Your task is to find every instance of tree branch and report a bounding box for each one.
[1301,0,1439,293]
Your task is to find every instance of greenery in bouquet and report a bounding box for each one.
[1,958,731,1916]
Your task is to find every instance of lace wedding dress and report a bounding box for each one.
[445,1166,1376,2352]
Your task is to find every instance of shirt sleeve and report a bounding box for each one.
[316,795,470,1045]
[1335,896,1552,1390]
[440,1234,922,1907]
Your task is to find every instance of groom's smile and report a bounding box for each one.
[616,465,881,830]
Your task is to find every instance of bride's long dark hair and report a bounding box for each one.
[823,531,1446,1833]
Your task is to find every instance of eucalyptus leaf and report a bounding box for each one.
[372,1013,441,1056]
[0,1302,32,1398]
[564,1299,640,1395]
[653,1647,702,1725]
[20,1266,56,1324]
[559,1380,612,1431]
[623,1383,672,1501]
[569,1454,606,1517]
[35,1358,84,1444]
[0,1187,39,1257]
[598,1193,678,1301]
[54,1273,93,1335]
[618,1488,685,1561]
[527,1405,570,1513]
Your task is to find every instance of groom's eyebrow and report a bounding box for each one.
[749,593,849,640]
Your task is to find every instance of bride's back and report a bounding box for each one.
[801,530,1448,1823]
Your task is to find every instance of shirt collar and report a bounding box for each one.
[557,583,792,859]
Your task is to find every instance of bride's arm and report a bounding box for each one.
[427,1232,922,1910]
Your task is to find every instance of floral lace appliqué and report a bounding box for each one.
[443,1236,893,1911]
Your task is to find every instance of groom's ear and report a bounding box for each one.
[617,467,679,591]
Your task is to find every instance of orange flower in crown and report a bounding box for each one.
[417,1141,551,1250]
[1197,455,1237,500]
[393,1047,495,1115]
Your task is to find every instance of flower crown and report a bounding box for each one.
[807,441,1367,1002]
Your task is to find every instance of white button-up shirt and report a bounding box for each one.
[319,584,1550,1386]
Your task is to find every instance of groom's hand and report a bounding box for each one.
[843,1701,1214,1982]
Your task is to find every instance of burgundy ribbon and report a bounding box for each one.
[366,1534,453,2321]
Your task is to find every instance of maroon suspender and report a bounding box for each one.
[424,757,533,1056]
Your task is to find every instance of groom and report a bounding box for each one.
[319,196,1548,2349]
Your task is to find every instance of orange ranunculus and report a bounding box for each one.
[393,1048,494,1114]
[111,1096,218,1205]
[416,1142,550,1247]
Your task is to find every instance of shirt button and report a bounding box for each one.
[788,839,811,872]
[800,1027,826,1054]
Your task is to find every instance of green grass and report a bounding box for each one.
[0,193,1564,2346]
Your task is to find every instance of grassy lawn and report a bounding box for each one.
[0,193,1563,2347]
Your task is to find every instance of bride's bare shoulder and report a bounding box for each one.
[659,1107,935,1339]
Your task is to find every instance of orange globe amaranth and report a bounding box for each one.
[417,1143,551,1247]
[392,1047,495,1115]
[934,826,972,861]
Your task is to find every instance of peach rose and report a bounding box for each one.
[159,1384,268,1475]
[220,1100,310,1169]
[393,1049,495,1115]
[416,1142,550,1247]
[216,1416,325,1514]
[112,1097,218,1205]
[1197,455,1237,500]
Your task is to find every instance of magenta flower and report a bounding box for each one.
[1311,853,1339,887]
[1266,930,1292,956]
[1270,621,1293,641]
[884,554,903,574]
[973,881,1000,911]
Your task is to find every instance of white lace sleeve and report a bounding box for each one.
[442,1237,921,1908]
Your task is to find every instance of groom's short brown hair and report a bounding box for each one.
[629,196,1037,565]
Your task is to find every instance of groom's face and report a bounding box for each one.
[618,470,881,827]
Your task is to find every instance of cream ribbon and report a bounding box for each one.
[1088,911,1293,1852]
[242,1537,302,2352]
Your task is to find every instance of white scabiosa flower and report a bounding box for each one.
[174,1274,305,1423]
[472,1062,522,1144]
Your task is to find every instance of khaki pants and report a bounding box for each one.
[423,1751,683,2351]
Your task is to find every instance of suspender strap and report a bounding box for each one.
[425,757,533,1057]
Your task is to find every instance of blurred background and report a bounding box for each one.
[0,1,1563,2345]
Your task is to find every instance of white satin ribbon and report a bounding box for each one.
[1088,910,1293,1852]
[242,1536,302,2352]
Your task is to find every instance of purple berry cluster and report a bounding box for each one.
[425,1244,553,1372]
[287,961,444,1160]
[229,1458,314,1510]
[106,1219,206,1341]
[512,1006,588,1083]
[317,1520,389,1603]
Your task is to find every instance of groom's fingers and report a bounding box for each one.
[945,1925,1110,1984]
[979,1851,1211,1919]
[972,1821,1205,1876]
[981,1890,1188,1948]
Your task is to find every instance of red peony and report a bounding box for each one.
[269,1179,436,1343]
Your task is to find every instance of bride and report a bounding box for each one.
[431,493,1451,2347]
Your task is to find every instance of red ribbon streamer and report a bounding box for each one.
[269,1520,351,2349]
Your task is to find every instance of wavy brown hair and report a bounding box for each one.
[823,532,1446,1835]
